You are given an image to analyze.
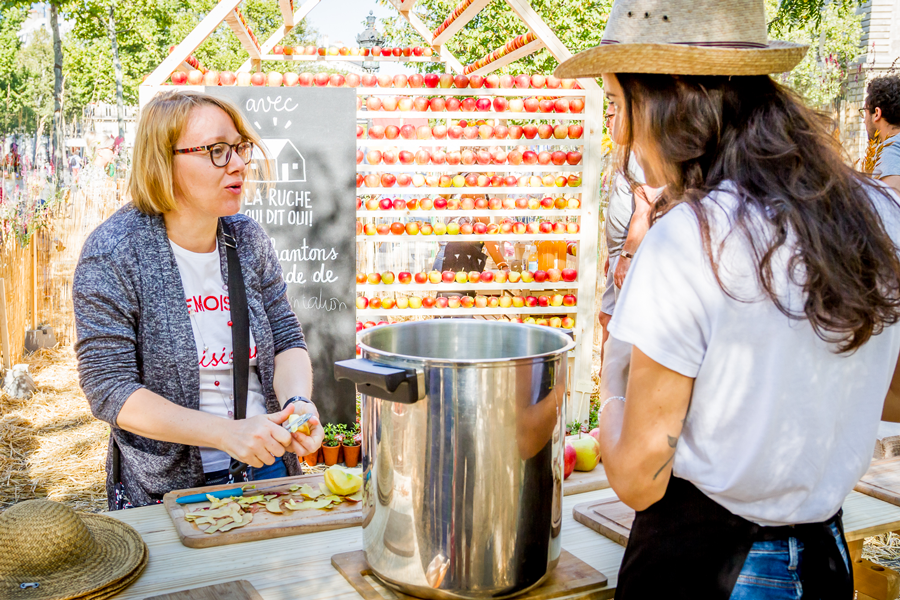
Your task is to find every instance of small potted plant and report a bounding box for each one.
[322,423,342,465]
[342,422,361,468]
[304,447,318,467]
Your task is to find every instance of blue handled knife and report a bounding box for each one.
[176,481,292,505]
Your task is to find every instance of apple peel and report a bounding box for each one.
[265,499,284,514]
[299,484,323,498]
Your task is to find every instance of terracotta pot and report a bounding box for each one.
[304,451,318,467]
[342,443,361,468]
[322,444,340,466]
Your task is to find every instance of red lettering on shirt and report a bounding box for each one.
[198,346,258,368]
[186,295,231,313]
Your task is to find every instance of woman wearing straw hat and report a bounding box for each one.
[557,0,900,597]
[74,91,323,510]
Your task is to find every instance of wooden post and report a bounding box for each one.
[0,279,11,370]
[32,232,37,329]
[570,86,604,422]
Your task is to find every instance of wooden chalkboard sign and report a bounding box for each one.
[205,86,358,427]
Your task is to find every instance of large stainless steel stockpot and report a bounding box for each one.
[335,321,575,600]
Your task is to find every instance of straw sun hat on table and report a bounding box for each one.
[0,500,147,600]
[554,0,808,79]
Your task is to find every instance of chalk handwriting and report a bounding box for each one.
[245,96,299,114]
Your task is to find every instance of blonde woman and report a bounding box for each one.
[74,91,323,509]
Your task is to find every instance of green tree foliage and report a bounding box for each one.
[166,0,316,74]
[0,6,27,132]
[376,0,613,74]
[18,28,54,136]
[766,0,863,107]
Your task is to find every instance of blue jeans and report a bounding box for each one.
[729,523,851,599]
[203,458,289,486]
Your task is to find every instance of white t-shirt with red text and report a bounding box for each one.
[170,239,267,473]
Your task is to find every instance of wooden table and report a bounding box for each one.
[107,489,626,600]
[105,487,900,600]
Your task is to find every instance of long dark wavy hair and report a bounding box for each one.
[615,73,900,352]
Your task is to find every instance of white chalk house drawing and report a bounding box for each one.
[248,139,306,183]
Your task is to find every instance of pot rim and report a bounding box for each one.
[357,322,576,367]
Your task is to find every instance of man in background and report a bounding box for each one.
[864,74,900,195]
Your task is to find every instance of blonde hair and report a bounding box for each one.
[128,90,269,215]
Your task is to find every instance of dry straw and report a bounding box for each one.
[0,347,108,513]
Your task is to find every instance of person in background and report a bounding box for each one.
[93,136,116,172]
[864,74,900,195]
[74,91,322,510]
[4,142,20,178]
[557,0,900,597]
[598,103,656,352]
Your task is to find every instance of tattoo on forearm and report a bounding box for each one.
[667,435,678,448]
[653,454,674,480]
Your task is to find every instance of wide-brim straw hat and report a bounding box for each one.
[0,500,148,600]
[555,0,808,79]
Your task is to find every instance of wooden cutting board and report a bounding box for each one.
[572,497,635,546]
[332,549,608,600]
[145,580,263,600]
[563,464,609,496]
[855,457,900,507]
[163,473,362,548]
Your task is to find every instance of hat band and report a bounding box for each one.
[601,39,769,49]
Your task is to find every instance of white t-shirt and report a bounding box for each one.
[169,239,267,473]
[609,184,900,526]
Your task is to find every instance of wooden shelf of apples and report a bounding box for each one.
[353,78,589,330]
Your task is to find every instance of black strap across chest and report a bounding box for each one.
[222,223,249,422]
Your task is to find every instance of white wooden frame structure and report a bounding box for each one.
[142,0,603,423]
[145,0,600,90]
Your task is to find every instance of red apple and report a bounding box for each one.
[454,75,469,88]
[551,151,567,165]
[171,71,188,85]
[409,74,424,88]
[524,98,540,113]
[250,72,266,86]
[469,75,484,88]
[314,72,330,87]
[509,125,524,139]
[562,268,578,282]
[564,443,577,479]
[484,74,500,88]
[385,125,400,140]
[567,151,583,165]
[568,124,584,139]
[424,73,440,88]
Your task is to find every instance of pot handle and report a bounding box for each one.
[334,358,425,404]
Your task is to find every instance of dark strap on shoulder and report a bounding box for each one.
[222,222,249,421]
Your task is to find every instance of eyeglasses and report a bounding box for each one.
[605,113,615,121]
[859,107,868,118]
[173,141,254,167]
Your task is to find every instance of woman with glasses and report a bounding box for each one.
[74,91,323,510]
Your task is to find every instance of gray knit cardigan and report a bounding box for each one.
[74,204,307,509]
